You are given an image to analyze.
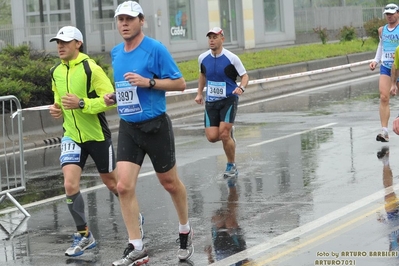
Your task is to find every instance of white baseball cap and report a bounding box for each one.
[383,3,398,14]
[49,26,83,43]
[206,27,224,37]
[114,1,144,18]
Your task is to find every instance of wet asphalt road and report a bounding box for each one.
[2,73,399,265]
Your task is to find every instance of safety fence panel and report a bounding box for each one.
[294,6,384,33]
[0,95,30,217]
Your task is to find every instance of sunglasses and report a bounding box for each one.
[385,6,397,10]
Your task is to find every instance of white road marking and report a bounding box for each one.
[210,183,396,266]
[173,74,378,121]
[247,123,337,147]
[0,74,379,266]
[0,170,156,216]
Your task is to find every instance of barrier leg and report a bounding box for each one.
[4,193,30,217]
[0,195,5,204]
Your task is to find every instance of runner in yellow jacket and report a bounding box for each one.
[48,26,124,257]
[51,52,114,142]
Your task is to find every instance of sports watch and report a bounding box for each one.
[149,78,156,88]
[78,99,85,109]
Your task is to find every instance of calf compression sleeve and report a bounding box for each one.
[66,191,87,231]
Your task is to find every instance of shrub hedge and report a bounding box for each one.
[0,44,111,109]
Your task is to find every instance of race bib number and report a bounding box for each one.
[207,81,226,100]
[60,136,81,164]
[384,52,394,60]
[115,81,142,115]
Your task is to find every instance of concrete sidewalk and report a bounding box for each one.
[13,51,375,150]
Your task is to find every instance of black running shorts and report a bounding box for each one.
[60,138,116,173]
[204,96,238,127]
[117,113,176,173]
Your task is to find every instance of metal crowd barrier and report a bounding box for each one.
[0,96,30,217]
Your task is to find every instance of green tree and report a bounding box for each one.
[0,45,57,109]
[0,44,112,110]
[364,17,385,43]
[0,0,11,25]
[376,0,391,6]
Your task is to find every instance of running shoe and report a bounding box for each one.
[377,146,389,160]
[177,229,194,261]
[112,243,149,266]
[224,163,238,177]
[65,231,96,257]
[224,163,238,187]
[376,130,389,142]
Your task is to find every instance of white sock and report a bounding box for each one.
[129,239,143,251]
[179,222,190,234]
[383,127,388,133]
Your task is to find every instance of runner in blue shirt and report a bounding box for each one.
[104,1,193,265]
[370,3,399,142]
[195,27,249,186]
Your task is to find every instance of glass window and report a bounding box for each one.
[90,0,133,20]
[26,0,71,35]
[26,0,46,12]
[90,0,117,19]
[92,9,115,20]
[168,0,193,41]
[50,13,71,23]
[90,0,121,31]
[28,15,48,35]
[219,0,237,43]
[28,15,41,24]
[263,0,283,32]
[92,0,114,8]
[49,0,70,11]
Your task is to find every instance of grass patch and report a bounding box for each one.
[351,92,379,100]
[178,39,377,82]
[306,110,333,116]
[330,92,379,106]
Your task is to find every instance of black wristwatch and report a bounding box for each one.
[149,78,156,88]
[78,99,85,109]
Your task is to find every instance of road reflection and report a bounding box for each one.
[0,75,386,265]
[205,180,251,265]
[377,146,399,256]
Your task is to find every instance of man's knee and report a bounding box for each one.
[380,94,390,103]
[117,179,135,196]
[101,172,118,192]
[159,172,181,194]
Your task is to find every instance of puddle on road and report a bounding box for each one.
[240,81,379,114]
[0,173,103,211]
[0,78,380,213]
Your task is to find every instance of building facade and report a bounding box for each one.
[10,0,295,58]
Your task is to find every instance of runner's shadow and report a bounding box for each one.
[65,254,99,265]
